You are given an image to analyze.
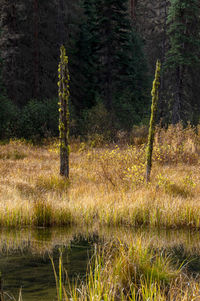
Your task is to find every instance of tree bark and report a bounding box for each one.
[58,46,70,178]
[172,66,182,124]
[34,0,39,97]
[130,0,137,20]
[146,60,161,183]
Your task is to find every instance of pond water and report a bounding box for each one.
[0,226,200,300]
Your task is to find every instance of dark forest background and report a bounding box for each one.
[0,0,200,141]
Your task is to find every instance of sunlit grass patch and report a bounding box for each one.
[0,149,27,160]
[88,144,146,189]
[153,123,200,165]
[0,123,199,229]
[156,174,196,198]
[0,200,32,227]
[0,139,31,160]
[33,199,54,227]
[33,199,74,227]
[15,182,37,198]
[110,237,178,289]
[35,175,70,193]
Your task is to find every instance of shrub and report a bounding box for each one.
[0,97,19,138]
[153,123,200,165]
[82,102,113,141]
[19,99,59,139]
[113,92,142,131]
[90,145,146,189]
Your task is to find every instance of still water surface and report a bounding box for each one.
[0,227,200,300]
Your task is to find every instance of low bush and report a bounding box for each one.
[153,123,200,165]
[0,98,59,140]
[19,98,59,139]
[0,97,19,138]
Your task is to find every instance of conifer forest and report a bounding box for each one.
[1,1,200,301]
[1,0,200,139]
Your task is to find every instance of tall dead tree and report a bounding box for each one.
[58,46,70,178]
[146,60,161,183]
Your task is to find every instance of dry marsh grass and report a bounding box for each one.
[0,124,199,228]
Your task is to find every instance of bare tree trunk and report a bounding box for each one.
[105,56,112,111]
[146,60,161,183]
[34,0,39,97]
[160,0,167,92]
[58,46,70,178]
[172,66,182,124]
[10,1,17,103]
[104,18,113,112]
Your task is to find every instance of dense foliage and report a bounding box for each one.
[164,0,200,124]
[0,0,200,139]
[70,0,150,133]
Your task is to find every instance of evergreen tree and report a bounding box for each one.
[96,0,150,128]
[72,0,149,130]
[69,0,99,114]
[95,0,135,111]
[0,32,5,98]
[0,31,19,138]
[164,0,200,124]
[0,0,82,106]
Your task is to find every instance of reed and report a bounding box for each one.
[0,228,200,300]
[54,236,200,301]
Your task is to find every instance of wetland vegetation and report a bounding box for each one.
[0,124,199,230]
[1,0,200,299]
[0,123,200,300]
[0,227,200,300]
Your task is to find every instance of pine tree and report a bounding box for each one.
[0,30,19,139]
[165,0,200,124]
[0,32,5,98]
[95,0,133,111]
[70,0,99,114]
[0,0,82,106]
[72,0,149,130]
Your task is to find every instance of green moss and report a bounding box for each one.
[58,45,70,178]
[146,60,161,183]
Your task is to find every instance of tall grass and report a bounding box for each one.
[0,228,200,300]
[0,124,199,229]
[53,236,200,301]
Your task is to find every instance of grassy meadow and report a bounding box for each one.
[0,123,200,229]
[1,123,200,300]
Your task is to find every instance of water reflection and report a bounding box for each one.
[0,226,200,300]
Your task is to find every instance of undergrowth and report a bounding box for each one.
[0,123,199,229]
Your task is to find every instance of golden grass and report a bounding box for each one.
[0,124,199,228]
